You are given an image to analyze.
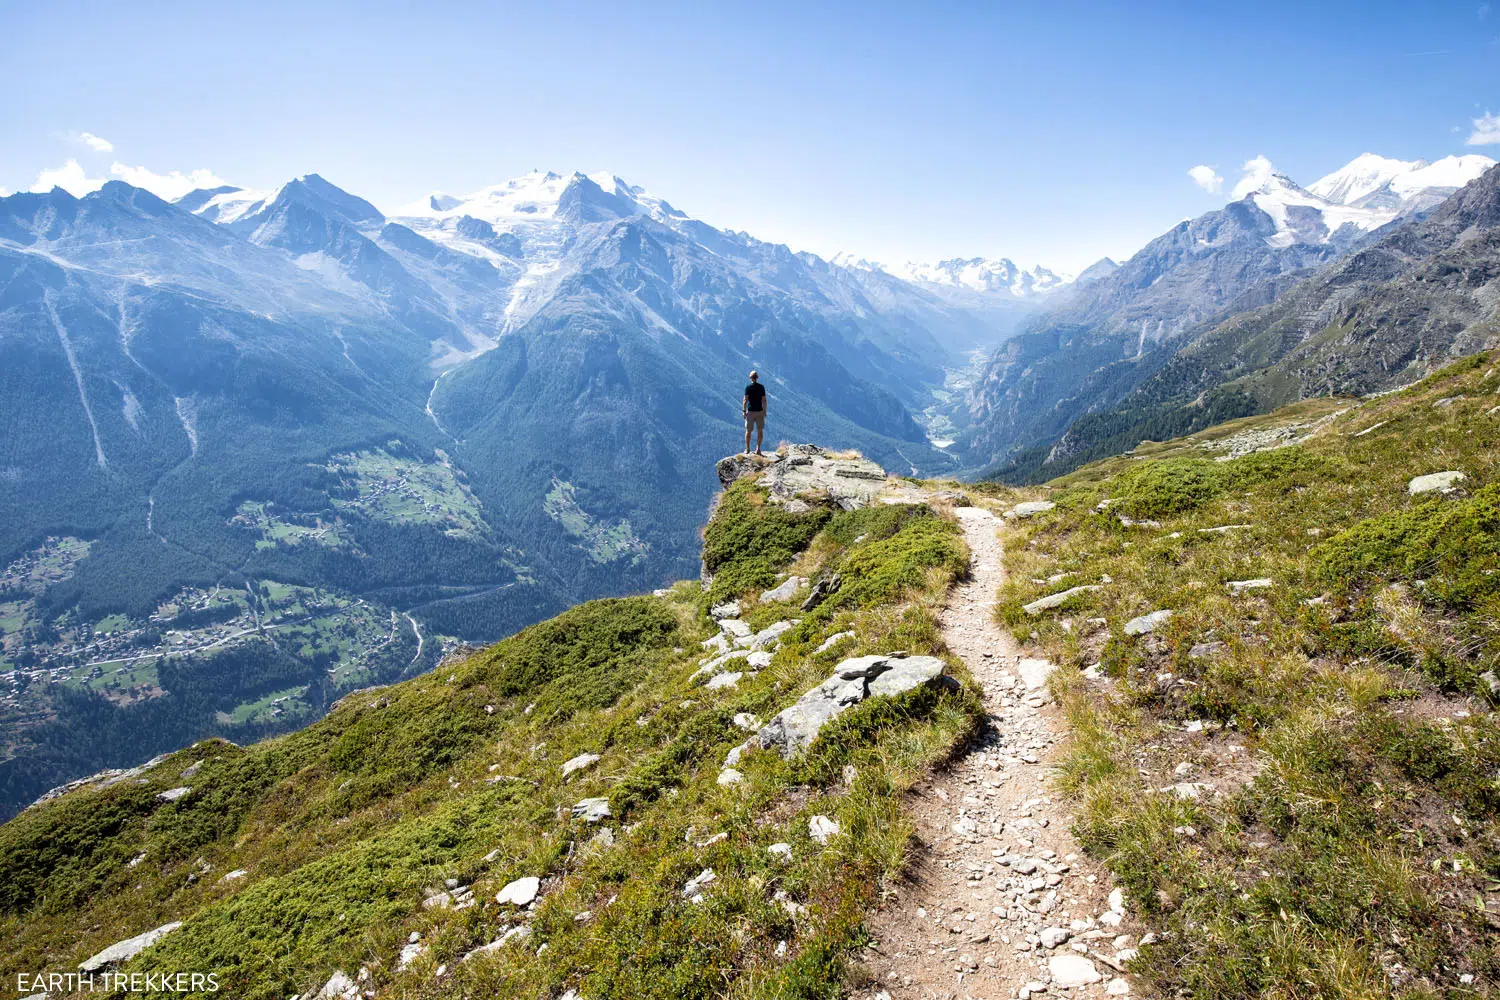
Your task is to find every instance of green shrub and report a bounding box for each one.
[1114,458,1226,519]
[701,482,832,605]
[478,596,680,716]
[832,515,966,609]
[1220,447,1327,490]
[1314,483,1500,607]
[1113,447,1325,520]
[821,503,930,547]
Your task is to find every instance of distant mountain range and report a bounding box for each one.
[0,166,1047,816]
[2,148,1496,817]
[959,154,1500,481]
[949,152,1497,474]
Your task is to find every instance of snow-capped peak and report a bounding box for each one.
[1308,153,1422,206]
[176,184,277,225]
[1390,155,1495,198]
[829,252,884,272]
[1239,151,1495,248]
[391,169,683,227]
[834,254,1069,298]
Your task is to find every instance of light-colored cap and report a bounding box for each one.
[749,370,759,379]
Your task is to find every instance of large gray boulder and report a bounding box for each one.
[754,655,947,757]
[1408,471,1465,495]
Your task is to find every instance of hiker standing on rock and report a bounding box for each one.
[743,370,767,456]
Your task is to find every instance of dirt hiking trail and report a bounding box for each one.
[859,504,1140,1000]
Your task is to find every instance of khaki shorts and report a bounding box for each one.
[744,409,765,431]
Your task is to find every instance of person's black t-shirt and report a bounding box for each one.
[744,382,766,412]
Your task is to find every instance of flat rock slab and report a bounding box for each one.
[79,921,184,972]
[318,971,361,999]
[719,619,752,639]
[1124,609,1173,635]
[573,797,611,822]
[1005,501,1056,519]
[1023,584,1102,615]
[692,649,751,680]
[561,753,600,777]
[750,620,796,649]
[1016,658,1055,691]
[705,671,744,690]
[1226,578,1273,593]
[1050,953,1102,987]
[814,630,855,653]
[1409,471,1466,495]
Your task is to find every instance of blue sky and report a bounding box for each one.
[2,0,1497,271]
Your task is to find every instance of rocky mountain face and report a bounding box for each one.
[0,168,1035,817]
[990,161,1500,482]
[954,153,1495,472]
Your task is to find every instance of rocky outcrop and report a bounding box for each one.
[716,445,888,511]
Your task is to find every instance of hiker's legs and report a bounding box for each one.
[755,421,763,455]
[744,418,751,454]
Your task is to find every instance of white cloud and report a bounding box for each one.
[77,131,114,153]
[29,159,107,196]
[1187,164,1223,193]
[1467,111,1500,145]
[28,158,228,200]
[1231,154,1276,199]
[108,162,227,201]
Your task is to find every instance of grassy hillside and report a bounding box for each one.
[994,350,1500,998]
[0,473,982,1000]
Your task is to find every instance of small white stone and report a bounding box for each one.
[716,768,744,786]
[1039,926,1071,948]
[496,876,541,907]
[1106,977,1132,995]
[1049,953,1101,987]
[808,814,841,844]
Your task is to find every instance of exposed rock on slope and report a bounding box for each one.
[716,444,889,510]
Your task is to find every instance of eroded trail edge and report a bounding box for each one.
[861,505,1137,1000]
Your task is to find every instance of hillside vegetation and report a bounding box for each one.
[995,350,1500,997]
[0,471,981,1000]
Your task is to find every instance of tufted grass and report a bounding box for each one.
[0,477,982,1000]
[995,350,1500,998]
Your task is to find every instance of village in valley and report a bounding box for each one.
[0,535,453,729]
